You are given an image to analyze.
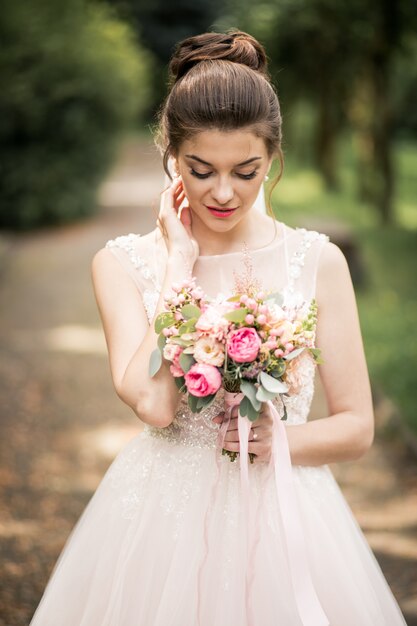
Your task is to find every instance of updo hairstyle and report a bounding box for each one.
[155,30,284,210]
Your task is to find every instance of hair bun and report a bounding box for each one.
[169,30,269,82]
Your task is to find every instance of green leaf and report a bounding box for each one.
[174,376,185,391]
[155,312,175,334]
[179,352,195,374]
[240,379,261,411]
[169,337,194,347]
[269,362,286,377]
[282,401,288,421]
[256,385,277,402]
[181,304,201,320]
[196,394,216,410]
[157,333,166,352]
[265,291,284,306]
[227,295,241,302]
[310,348,324,364]
[179,318,197,334]
[246,400,260,422]
[188,393,199,413]
[284,347,305,361]
[223,308,248,323]
[238,395,251,417]
[149,348,162,377]
[260,371,288,393]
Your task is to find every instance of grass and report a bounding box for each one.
[271,136,417,436]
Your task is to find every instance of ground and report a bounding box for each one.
[0,137,416,625]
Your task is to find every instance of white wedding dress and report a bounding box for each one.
[30,222,407,625]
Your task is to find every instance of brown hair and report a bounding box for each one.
[154,29,284,214]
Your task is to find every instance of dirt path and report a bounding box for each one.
[0,137,415,625]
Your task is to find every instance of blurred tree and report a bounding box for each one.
[254,0,417,224]
[0,0,152,230]
[107,0,224,117]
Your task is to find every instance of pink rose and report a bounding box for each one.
[227,327,262,363]
[184,363,222,397]
[164,343,184,377]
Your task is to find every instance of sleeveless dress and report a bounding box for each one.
[29,223,407,626]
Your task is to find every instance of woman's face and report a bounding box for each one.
[174,128,272,232]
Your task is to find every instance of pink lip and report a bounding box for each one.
[206,206,238,219]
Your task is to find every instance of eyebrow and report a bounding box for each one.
[185,154,263,167]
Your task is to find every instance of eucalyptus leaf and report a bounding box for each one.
[240,379,261,411]
[155,312,175,334]
[284,347,305,361]
[265,291,284,306]
[174,376,185,391]
[260,371,289,393]
[149,348,162,377]
[157,333,166,353]
[256,385,277,402]
[246,401,260,422]
[179,352,195,374]
[282,401,288,421]
[223,308,248,323]
[169,337,194,347]
[179,318,197,335]
[196,394,216,410]
[188,393,199,413]
[238,395,251,417]
[181,304,201,320]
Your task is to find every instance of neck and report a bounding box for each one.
[192,210,277,256]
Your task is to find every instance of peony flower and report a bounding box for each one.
[193,336,225,367]
[184,363,222,397]
[227,327,262,363]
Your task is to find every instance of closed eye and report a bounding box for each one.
[190,169,258,180]
[239,171,258,180]
[190,169,211,179]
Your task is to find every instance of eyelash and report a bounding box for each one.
[189,168,258,181]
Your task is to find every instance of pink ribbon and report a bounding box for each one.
[221,392,329,626]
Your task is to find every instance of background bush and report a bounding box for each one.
[0,0,152,230]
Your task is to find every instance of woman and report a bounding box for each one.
[30,30,407,625]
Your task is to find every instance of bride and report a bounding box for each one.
[30,30,407,625]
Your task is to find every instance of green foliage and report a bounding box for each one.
[271,135,417,435]
[0,0,152,230]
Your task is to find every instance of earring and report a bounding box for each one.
[264,174,270,182]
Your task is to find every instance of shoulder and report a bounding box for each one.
[92,229,159,269]
[317,239,349,277]
[316,239,355,309]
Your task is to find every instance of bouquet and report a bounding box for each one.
[149,277,322,462]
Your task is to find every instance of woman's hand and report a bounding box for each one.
[212,403,274,464]
[157,176,199,267]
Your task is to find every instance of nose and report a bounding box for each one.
[211,176,235,206]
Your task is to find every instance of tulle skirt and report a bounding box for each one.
[30,430,407,625]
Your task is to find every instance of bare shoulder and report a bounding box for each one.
[317,239,350,276]
[91,246,120,280]
[316,239,356,309]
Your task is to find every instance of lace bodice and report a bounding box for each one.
[105,223,329,448]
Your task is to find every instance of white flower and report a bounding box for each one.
[265,301,286,323]
[193,336,225,367]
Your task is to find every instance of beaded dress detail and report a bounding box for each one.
[30,223,407,626]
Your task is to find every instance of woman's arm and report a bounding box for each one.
[285,241,375,466]
[92,176,199,428]
[92,247,190,428]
